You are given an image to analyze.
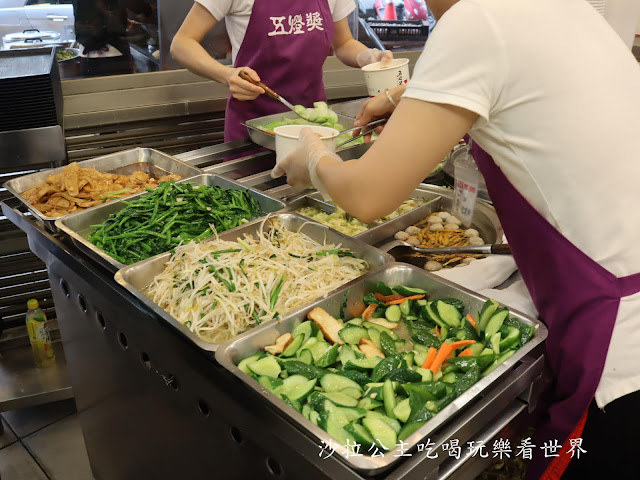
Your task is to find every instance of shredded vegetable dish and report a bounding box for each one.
[144,219,369,343]
[297,199,427,237]
[88,181,262,264]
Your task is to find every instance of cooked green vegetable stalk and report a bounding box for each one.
[237,286,537,454]
[88,181,262,264]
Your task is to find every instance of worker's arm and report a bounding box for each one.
[332,17,392,67]
[273,98,478,223]
[170,3,263,100]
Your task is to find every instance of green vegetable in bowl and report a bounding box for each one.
[56,49,76,61]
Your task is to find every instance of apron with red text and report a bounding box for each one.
[224,0,334,142]
[471,143,640,479]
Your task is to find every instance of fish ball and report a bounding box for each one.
[425,260,443,272]
[444,223,459,230]
[447,216,462,225]
[455,263,467,268]
[404,226,421,235]
[429,223,444,231]
[406,236,421,246]
[462,257,477,265]
[394,231,410,241]
[465,228,480,237]
[427,216,443,224]
[469,236,485,245]
[436,211,451,219]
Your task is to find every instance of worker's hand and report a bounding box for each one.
[353,85,405,143]
[356,48,393,68]
[227,67,264,101]
[271,128,342,198]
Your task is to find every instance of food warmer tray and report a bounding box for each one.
[244,111,373,161]
[54,173,287,273]
[3,147,203,232]
[216,262,547,475]
[114,212,394,353]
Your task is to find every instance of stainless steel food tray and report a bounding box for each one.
[289,184,502,247]
[114,213,394,353]
[55,174,287,273]
[215,262,547,475]
[3,147,203,231]
[286,187,443,245]
[244,111,372,160]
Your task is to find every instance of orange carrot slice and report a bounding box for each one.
[422,347,437,369]
[466,313,477,330]
[458,348,474,357]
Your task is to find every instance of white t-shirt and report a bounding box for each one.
[196,0,356,64]
[404,0,640,409]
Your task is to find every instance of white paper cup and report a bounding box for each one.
[361,58,410,96]
[274,125,339,164]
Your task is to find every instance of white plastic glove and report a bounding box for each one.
[356,48,393,68]
[271,128,342,200]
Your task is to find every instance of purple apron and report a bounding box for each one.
[471,144,640,479]
[224,0,335,142]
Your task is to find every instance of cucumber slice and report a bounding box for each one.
[357,397,383,410]
[238,353,262,374]
[320,373,362,393]
[385,305,402,323]
[340,387,363,399]
[258,375,282,392]
[376,281,395,296]
[499,326,521,351]
[393,398,411,423]
[339,344,357,366]
[281,394,302,413]
[362,417,398,451]
[392,285,427,297]
[490,332,502,355]
[301,336,318,350]
[415,367,434,382]
[247,356,281,378]
[322,392,359,407]
[399,299,412,317]
[339,326,369,345]
[467,342,485,356]
[383,379,396,419]
[281,334,304,357]
[425,302,447,328]
[413,349,428,368]
[321,410,356,447]
[298,349,313,365]
[315,343,339,368]
[307,341,331,362]
[339,407,367,423]
[478,299,500,332]
[380,331,398,357]
[403,351,415,367]
[482,350,516,377]
[398,420,428,441]
[279,376,317,402]
[363,321,399,340]
[485,308,509,339]
[394,340,407,352]
[367,327,382,349]
[344,356,382,371]
[292,321,313,343]
[302,403,311,420]
[441,372,459,384]
[436,300,462,328]
[477,353,496,369]
[365,410,402,433]
[346,317,363,326]
[439,326,449,341]
[344,422,376,448]
[309,410,320,426]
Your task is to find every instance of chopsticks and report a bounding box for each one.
[336,118,388,148]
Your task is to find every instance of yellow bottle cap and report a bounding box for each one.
[27,299,39,310]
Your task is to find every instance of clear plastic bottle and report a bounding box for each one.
[25,299,56,368]
[452,141,481,228]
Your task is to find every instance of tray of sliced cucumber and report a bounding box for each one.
[215,262,547,475]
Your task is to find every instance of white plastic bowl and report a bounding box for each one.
[361,58,410,96]
[274,125,339,164]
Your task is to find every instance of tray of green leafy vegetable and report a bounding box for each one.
[245,102,375,159]
[216,263,546,475]
[55,174,286,272]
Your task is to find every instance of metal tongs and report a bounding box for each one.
[387,243,511,259]
[238,70,308,119]
[336,118,388,148]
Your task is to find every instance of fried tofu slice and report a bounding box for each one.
[361,304,377,322]
[308,307,344,344]
[367,318,399,330]
[265,333,294,355]
[359,338,385,359]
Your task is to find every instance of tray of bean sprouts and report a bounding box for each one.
[114,213,393,352]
